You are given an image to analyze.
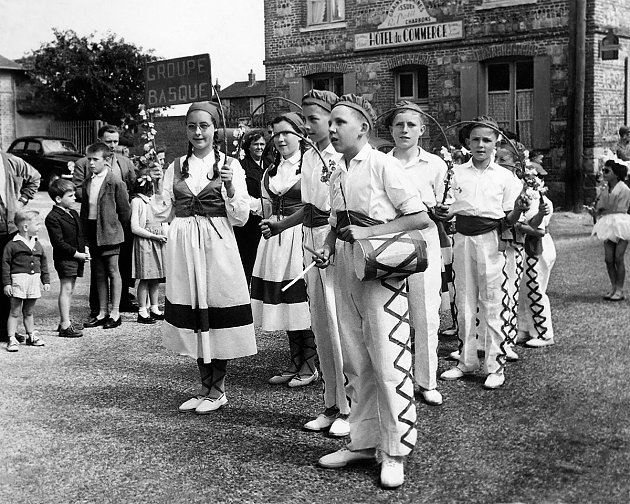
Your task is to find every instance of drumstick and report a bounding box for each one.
[281,261,317,292]
[303,244,326,261]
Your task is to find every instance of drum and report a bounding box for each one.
[353,230,428,281]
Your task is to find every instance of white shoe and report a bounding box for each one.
[525,337,555,348]
[380,453,405,489]
[288,369,319,388]
[447,350,460,360]
[328,415,350,437]
[505,345,519,361]
[178,396,205,412]
[440,367,473,381]
[268,371,296,385]
[483,372,505,389]
[195,394,228,414]
[318,447,376,468]
[304,413,336,432]
[420,389,443,406]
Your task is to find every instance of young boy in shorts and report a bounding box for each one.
[80,143,131,329]
[436,116,527,389]
[315,94,431,489]
[45,178,90,337]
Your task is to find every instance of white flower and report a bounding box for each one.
[440,146,452,162]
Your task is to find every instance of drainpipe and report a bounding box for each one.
[569,0,587,211]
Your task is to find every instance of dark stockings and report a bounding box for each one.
[197,358,228,399]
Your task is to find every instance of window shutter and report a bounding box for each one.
[459,63,479,121]
[343,72,357,95]
[288,80,304,111]
[533,55,551,149]
[626,57,630,125]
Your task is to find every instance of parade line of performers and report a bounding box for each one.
[4,94,563,490]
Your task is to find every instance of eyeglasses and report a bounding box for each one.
[187,123,212,132]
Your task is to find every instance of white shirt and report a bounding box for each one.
[329,143,425,228]
[162,151,251,227]
[389,147,448,208]
[88,170,107,219]
[302,143,342,211]
[13,233,37,250]
[446,159,522,219]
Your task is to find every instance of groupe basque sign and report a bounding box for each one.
[145,54,212,107]
[354,0,463,51]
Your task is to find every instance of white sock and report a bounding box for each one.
[139,307,149,317]
[150,305,162,315]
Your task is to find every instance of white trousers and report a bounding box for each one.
[518,238,556,341]
[408,223,442,391]
[453,231,508,375]
[477,241,524,348]
[303,225,349,414]
[333,240,416,456]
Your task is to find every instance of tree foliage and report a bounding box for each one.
[19,29,156,124]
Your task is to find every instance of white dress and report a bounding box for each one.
[592,182,630,242]
[251,152,311,331]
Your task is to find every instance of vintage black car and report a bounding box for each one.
[7,136,83,188]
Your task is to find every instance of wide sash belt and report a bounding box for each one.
[303,203,330,228]
[336,210,384,242]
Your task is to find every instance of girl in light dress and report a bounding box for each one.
[130,171,167,323]
[161,101,257,415]
[250,112,318,388]
[591,160,630,301]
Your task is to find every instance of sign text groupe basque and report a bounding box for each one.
[145,54,212,107]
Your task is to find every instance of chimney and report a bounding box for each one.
[214,78,221,93]
[248,69,256,86]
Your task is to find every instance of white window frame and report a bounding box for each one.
[307,0,345,26]
[394,67,429,106]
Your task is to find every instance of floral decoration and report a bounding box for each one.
[321,159,337,184]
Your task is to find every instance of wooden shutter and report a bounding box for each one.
[460,63,479,121]
[626,57,630,125]
[533,55,551,149]
[343,72,357,95]
[288,80,304,111]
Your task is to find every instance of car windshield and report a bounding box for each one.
[41,139,78,154]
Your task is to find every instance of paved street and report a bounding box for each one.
[0,191,628,504]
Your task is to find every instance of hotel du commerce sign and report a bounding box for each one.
[354,0,463,51]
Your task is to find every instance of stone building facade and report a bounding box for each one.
[263,0,630,206]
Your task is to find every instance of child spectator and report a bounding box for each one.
[3,211,50,351]
[44,179,89,338]
[80,142,131,330]
[315,95,431,489]
[130,171,167,323]
[516,189,555,347]
[436,116,527,390]
[591,160,630,301]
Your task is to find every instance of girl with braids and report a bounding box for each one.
[591,160,630,301]
[160,101,256,414]
[251,112,318,388]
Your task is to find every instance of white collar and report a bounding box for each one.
[13,234,37,247]
[92,169,107,179]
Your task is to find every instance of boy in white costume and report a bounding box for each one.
[387,101,447,406]
[299,89,350,437]
[315,95,430,489]
[436,117,527,390]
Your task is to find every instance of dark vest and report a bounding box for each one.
[263,171,303,217]
[173,157,227,218]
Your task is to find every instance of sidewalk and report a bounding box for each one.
[0,194,628,504]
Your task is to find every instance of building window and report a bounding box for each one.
[308,73,344,96]
[394,66,429,106]
[486,58,534,147]
[307,0,344,25]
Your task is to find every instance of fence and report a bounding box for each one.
[47,120,103,153]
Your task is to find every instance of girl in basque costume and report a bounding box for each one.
[160,101,257,415]
[250,112,317,388]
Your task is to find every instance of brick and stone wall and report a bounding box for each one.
[0,72,17,151]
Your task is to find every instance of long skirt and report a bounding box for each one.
[162,216,257,363]
[251,217,311,331]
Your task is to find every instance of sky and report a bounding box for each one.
[0,0,266,88]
